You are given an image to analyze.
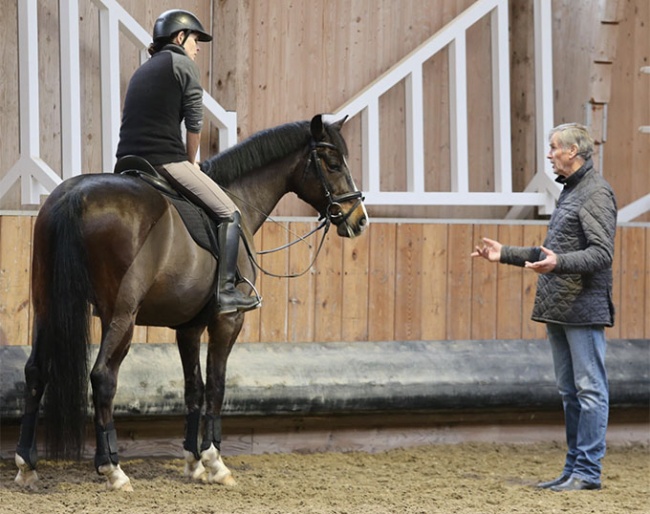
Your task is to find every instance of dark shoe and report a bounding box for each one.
[536,474,571,489]
[218,287,261,314]
[550,476,601,492]
[216,212,261,314]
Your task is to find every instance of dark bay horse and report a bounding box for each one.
[14,115,368,491]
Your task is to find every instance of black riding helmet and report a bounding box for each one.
[153,9,212,42]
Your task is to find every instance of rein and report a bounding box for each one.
[241,218,332,279]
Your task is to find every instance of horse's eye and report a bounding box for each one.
[327,160,342,172]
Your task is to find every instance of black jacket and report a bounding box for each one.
[500,160,617,326]
[116,44,203,166]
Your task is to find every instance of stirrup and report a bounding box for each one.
[217,290,261,314]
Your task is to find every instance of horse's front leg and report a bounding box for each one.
[199,313,244,486]
[90,315,135,491]
[175,326,208,481]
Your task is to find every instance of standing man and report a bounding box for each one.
[472,123,617,492]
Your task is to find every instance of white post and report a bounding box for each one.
[362,101,381,194]
[99,5,122,173]
[534,2,556,178]
[405,68,425,193]
[60,0,82,179]
[449,33,469,193]
[491,2,513,193]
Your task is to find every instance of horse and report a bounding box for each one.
[13,114,368,491]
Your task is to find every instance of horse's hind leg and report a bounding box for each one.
[90,315,136,491]
[14,325,46,488]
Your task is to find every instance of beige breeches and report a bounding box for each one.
[158,161,238,220]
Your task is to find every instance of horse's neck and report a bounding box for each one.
[230,152,304,235]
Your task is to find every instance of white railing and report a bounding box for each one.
[330,0,560,216]
[4,0,645,221]
[0,0,237,206]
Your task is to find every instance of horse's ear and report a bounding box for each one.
[310,114,324,141]
[331,115,348,132]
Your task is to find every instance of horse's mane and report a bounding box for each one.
[200,119,348,186]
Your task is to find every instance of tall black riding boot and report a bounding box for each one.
[216,212,261,314]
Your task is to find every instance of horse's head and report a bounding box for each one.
[300,115,368,238]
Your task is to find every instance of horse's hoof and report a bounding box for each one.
[200,444,237,486]
[218,473,237,487]
[183,450,207,482]
[14,453,39,489]
[98,463,133,492]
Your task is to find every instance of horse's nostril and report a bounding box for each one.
[359,217,367,227]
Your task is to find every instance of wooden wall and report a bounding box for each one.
[2,0,648,220]
[0,2,647,349]
[1,215,648,347]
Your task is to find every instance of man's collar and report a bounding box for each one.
[555,159,593,186]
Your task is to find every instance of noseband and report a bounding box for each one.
[307,141,364,225]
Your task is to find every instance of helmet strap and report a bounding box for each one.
[179,30,190,48]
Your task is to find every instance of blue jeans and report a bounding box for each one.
[547,323,609,483]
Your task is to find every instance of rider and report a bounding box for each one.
[116,9,260,314]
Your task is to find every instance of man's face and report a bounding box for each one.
[547,133,575,177]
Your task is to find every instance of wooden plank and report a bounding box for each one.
[496,225,524,339]
[446,224,473,340]
[394,223,423,341]
[470,224,499,340]
[594,21,620,63]
[367,224,397,342]
[590,61,613,103]
[313,231,343,342]
[521,224,547,339]
[420,224,448,341]
[646,227,650,339]
[287,221,317,343]
[600,0,626,22]
[146,326,176,344]
[509,0,537,195]
[259,221,289,343]
[341,233,370,342]
[618,226,646,338]
[0,216,33,346]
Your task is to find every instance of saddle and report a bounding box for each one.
[114,156,219,257]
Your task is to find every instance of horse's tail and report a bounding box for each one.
[36,186,93,460]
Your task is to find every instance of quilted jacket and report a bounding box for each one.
[500,160,617,326]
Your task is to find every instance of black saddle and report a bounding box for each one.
[114,155,181,198]
[113,156,218,256]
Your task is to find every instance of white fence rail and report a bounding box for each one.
[3,0,644,220]
[0,0,237,206]
[330,0,560,216]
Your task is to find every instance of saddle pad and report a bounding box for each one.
[166,194,219,257]
[121,170,219,256]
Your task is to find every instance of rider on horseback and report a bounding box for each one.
[116,9,260,314]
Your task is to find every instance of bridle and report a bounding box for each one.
[307,140,365,226]
[241,138,365,279]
